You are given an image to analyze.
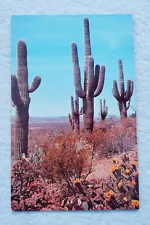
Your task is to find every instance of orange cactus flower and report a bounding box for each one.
[118,180,123,188]
[132,200,139,208]
[74,178,80,184]
[109,190,115,196]
[105,193,111,202]
[135,171,139,176]
[132,180,137,186]
[112,158,117,164]
[125,169,130,174]
[105,190,115,202]
[106,196,111,202]
[112,158,117,161]
[131,161,136,166]
[105,192,111,198]
[105,192,110,197]
[111,164,119,172]
[105,190,115,201]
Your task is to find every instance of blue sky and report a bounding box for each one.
[11,15,136,117]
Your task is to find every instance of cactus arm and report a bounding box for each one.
[130,80,134,96]
[75,99,78,113]
[68,114,72,123]
[103,99,106,113]
[100,99,102,114]
[94,65,105,97]
[118,59,125,98]
[71,42,85,98]
[126,99,131,110]
[79,106,83,115]
[74,93,79,113]
[75,101,79,115]
[71,96,75,114]
[118,101,122,112]
[125,80,134,101]
[87,56,95,97]
[106,106,108,115]
[12,102,15,107]
[84,18,91,73]
[11,75,23,106]
[68,114,74,130]
[125,80,131,101]
[28,76,41,93]
[94,65,100,92]
[112,80,121,101]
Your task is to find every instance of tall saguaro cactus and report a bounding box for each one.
[71,18,105,132]
[11,40,41,160]
[68,93,83,133]
[112,59,134,119]
[100,99,108,120]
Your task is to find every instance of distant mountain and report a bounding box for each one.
[11,116,70,124]
[11,115,119,124]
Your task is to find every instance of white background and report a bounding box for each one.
[0,0,150,224]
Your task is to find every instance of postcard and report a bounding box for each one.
[11,15,139,211]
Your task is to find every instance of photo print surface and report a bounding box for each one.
[11,15,139,211]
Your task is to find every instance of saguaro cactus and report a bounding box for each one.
[100,99,108,120]
[71,18,105,132]
[11,40,41,160]
[68,113,75,130]
[112,59,134,119]
[68,93,83,132]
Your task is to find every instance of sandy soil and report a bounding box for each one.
[87,148,138,181]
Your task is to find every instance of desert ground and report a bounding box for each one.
[11,116,139,211]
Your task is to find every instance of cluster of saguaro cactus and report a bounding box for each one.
[68,93,83,132]
[11,18,135,161]
[11,41,41,160]
[71,18,105,133]
[112,59,134,119]
[100,99,108,121]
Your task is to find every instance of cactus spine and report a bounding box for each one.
[11,40,41,160]
[112,59,134,119]
[100,99,108,120]
[68,93,83,132]
[71,18,105,132]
